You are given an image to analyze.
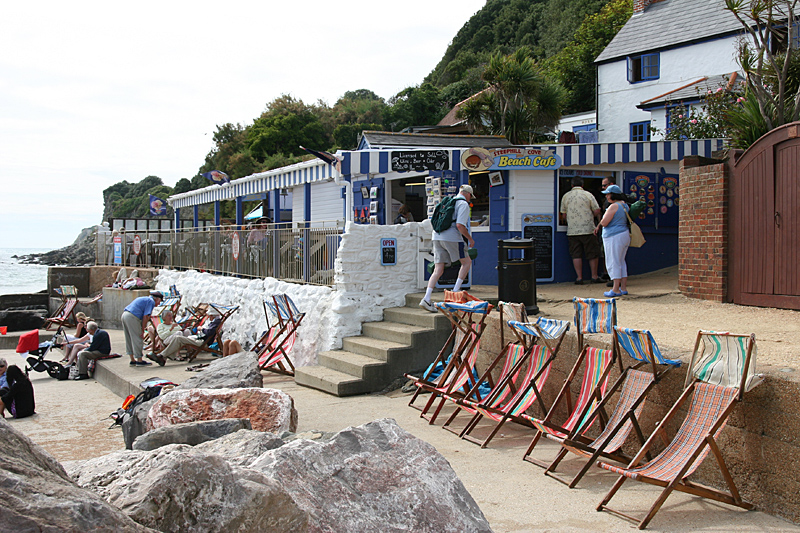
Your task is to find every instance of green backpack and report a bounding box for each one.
[430,196,467,233]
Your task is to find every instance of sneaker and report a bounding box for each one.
[73,374,90,381]
[418,299,436,313]
[129,360,137,366]
[134,360,152,366]
[146,353,166,366]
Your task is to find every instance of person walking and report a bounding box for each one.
[122,291,162,366]
[559,176,602,284]
[75,321,112,380]
[595,184,631,297]
[419,184,475,312]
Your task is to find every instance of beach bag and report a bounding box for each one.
[627,211,646,248]
[430,196,466,233]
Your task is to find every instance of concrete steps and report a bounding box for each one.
[294,295,451,397]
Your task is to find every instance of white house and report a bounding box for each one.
[595,0,744,143]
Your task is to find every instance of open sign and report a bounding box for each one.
[381,238,397,266]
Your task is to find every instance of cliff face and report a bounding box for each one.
[18,226,97,267]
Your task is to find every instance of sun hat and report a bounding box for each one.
[150,290,163,299]
[601,184,623,195]
[460,184,474,195]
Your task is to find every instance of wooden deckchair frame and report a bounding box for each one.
[597,331,758,530]
[144,295,184,355]
[254,294,305,376]
[44,286,79,330]
[184,304,239,362]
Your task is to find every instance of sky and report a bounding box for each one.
[0,1,487,250]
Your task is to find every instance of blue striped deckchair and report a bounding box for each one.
[573,297,617,351]
[184,304,239,362]
[544,327,680,488]
[597,331,760,529]
[255,294,305,376]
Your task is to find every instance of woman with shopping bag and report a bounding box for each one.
[594,184,632,297]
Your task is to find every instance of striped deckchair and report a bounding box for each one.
[144,294,184,354]
[450,318,570,447]
[573,297,617,351]
[44,286,80,330]
[597,331,760,529]
[545,327,680,488]
[254,294,304,376]
[406,294,492,422]
[522,345,616,468]
[184,304,239,362]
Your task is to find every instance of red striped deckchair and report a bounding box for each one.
[184,304,239,362]
[451,318,570,448]
[597,331,760,529]
[144,295,184,355]
[544,326,680,487]
[44,286,79,330]
[254,294,304,376]
[573,297,616,351]
[406,294,493,423]
[522,345,616,468]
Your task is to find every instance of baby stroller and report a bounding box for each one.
[16,327,70,380]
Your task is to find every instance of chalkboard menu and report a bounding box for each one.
[391,150,450,172]
[523,224,553,281]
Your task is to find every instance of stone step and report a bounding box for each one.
[294,365,373,397]
[341,336,408,362]
[361,321,430,345]
[383,306,448,328]
[317,350,387,381]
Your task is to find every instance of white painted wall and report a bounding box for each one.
[559,111,597,132]
[597,36,740,143]
[292,181,345,225]
[508,170,556,232]
[291,185,305,225]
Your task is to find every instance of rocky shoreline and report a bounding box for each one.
[17,225,97,267]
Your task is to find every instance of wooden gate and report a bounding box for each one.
[730,123,800,310]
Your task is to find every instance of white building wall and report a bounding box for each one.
[291,185,305,225]
[597,36,740,143]
[291,181,344,225]
[559,111,597,132]
[508,170,556,232]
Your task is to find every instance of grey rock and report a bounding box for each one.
[250,418,493,533]
[132,418,252,451]
[121,397,159,450]
[0,419,152,533]
[0,310,45,332]
[194,429,285,467]
[69,444,308,532]
[177,350,263,390]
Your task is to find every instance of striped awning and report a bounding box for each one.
[528,139,726,166]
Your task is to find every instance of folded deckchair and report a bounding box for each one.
[522,344,617,468]
[544,327,681,488]
[184,304,239,362]
[405,293,492,423]
[597,331,762,529]
[451,317,571,448]
[44,285,79,330]
[254,294,305,376]
[573,297,617,352]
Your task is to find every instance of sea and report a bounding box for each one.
[0,248,52,296]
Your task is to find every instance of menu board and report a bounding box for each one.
[391,150,450,172]
[521,214,554,281]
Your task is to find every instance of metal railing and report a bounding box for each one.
[96,221,345,286]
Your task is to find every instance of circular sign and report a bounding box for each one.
[231,231,240,260]
[132,235,141,256]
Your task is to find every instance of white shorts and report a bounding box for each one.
[603,231,631,280]
[432,240,466,264]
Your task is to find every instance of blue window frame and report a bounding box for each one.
[630,121,651,142]
[627,53,659,83]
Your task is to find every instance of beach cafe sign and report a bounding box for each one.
[460,147,562,171]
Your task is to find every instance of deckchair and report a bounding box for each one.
[573,297,617,351]
[144,294,184,355]
[184,304,239,362]
[405,293,492,423]
[44,285,79,330]
[597,331,762,529]
[176,302,209,332]
[254,294,305,376]
[544,327,681,488]
[451,317,571,447]
[521,343,617,468]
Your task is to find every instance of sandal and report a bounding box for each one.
[604,290,622,297]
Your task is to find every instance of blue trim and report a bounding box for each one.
[271,189,280,222]
[360,152,370,175]
[704,139,712,154]
[636,142,644,162]
[578,144,587,165]
[622,143,630,163]
[664,142,672,161]
[691,140,699,155]
[174,208,180,230]
[453,150,461,172]
[235,198,243,227]
[630,121,651,142]
[564,146,572,166]
[678,142,685,159]
[214,201,220,226]
[304,183,312,222]
[593,143,601,162]
[378,151,389,174]
[608,144,616,164]
[650,142,658,161]
[193,205,199,229]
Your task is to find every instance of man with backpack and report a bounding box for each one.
[419,184,475,312]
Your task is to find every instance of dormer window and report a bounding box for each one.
[627,53,660,83]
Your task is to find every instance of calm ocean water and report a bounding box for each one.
[0,248,52,296]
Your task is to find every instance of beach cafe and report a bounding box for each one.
[164,133,726,286]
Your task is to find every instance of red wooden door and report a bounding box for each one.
[774,140,800,298]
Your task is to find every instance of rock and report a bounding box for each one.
[177,350,263,390]
[0,310,45,332]
[68,445,308,532]
[132,418,252,451]
[0,419,152,532]
[194,429,285,467]
[250,418,493,533]
[121,397,159,450]
[147,388,298,434]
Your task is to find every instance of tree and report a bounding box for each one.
[386,83,446,130]
[725,0,800,133]
[247,95,329,160]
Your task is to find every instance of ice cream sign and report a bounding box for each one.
[460,147,561,171]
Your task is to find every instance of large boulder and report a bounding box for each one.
[0,419,152,532]
[67,445,308,532]
[250,418,493,533]
[132,418,252,451]
[178,351,263,390]
[121,397,159,450]
[147,387,297,434]
[193,429,286,467]
[0,310,45,332]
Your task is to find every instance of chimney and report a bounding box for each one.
[634,0,663,15]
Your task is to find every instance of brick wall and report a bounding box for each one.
[678,158,729,301]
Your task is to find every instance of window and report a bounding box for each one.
[627,53,659,83]
[630,121,651,142]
